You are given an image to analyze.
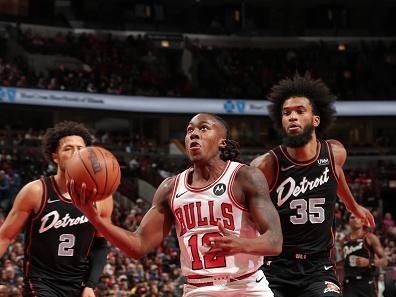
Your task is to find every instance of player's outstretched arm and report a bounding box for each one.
[0,181,41,257]
[209,166,282,256]
[329,140,375,228]
[69,177,175,259]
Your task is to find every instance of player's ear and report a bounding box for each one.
[219,138,227,149]
[313,115,320,127]
[52,153,59,164]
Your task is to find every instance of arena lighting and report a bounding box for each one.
[337,43,346,51]
[147,32,182,48]
[161,40,170,48]
[234,9,240,22]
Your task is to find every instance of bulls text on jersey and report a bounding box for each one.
[174,201,235,236]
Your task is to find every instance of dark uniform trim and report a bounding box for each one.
[268,150,279,193]
[324,141,339,183]
[279,140,321,166]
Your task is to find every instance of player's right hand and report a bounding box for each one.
[353,205,375,228]
[67,179,98,218]
[205,221,244,256]
[81,287,96,297]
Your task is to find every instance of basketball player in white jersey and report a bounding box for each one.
[69,112,283,297]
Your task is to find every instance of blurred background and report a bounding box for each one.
[0,0,395,296]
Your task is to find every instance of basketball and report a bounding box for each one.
[66,146,121,201]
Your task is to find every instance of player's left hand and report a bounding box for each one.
[353,205,375,228]
[81,286,96,297]
[205,221,245,256]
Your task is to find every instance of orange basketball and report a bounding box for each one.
[66,146,121,201]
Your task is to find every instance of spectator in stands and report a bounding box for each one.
[2,29,396,101]
[378,273,386,297]
[0,170,10,212]
[384,277,396,297]
[0,285,8,297]
[383,212,396,236]
[5,169,21,206]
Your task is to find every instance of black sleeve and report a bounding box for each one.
[85,237,109,288]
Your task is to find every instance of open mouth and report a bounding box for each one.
[189,141,201,151]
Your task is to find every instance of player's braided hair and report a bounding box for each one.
[42,121,93,164]
[268,73,337,137]
[220,139,241,162]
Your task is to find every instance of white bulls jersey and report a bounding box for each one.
[171,161,263,278]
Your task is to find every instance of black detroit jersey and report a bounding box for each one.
[343,234,375,278]
[24,176,96,282]
[269,139,339,255]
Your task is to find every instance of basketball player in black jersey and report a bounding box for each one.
[341,213,387,297]
[251,74,375,297]
[0,121,113,297]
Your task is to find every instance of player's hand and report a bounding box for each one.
[67,179,98,218]
[354,256,370,268]
[205,221,244,256]
[353,205,375,228]
[81,286,96,297]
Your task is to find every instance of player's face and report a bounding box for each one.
[185,113,226,163]
[349,214,363,229]
[52,135,86,171]
[281,97,320,147]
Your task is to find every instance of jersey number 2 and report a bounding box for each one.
[58,234,75,256]
[290,198,325,224]
[188,232,226,270]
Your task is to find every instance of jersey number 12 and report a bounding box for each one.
[188,232,226,270]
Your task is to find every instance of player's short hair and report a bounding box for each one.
[268,73,337,137]
[42,121,92,163]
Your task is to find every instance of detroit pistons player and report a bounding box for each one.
[70,113,282,297]
[251,74,375,297]
[342,213,387,297]
[0,121,113,297]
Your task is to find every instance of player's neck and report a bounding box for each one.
[54,172,67,194]
[286,137,318,161]
[350,228,364,239]
[191,159,227,185]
